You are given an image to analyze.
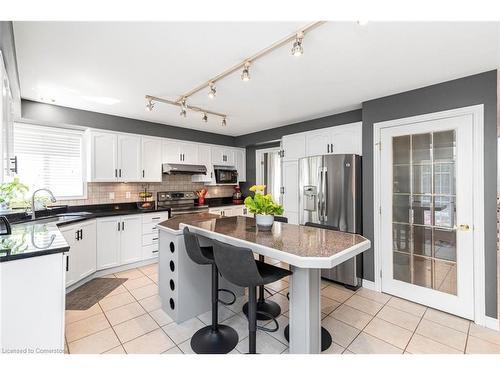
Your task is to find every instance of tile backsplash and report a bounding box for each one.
[58,174,236,206]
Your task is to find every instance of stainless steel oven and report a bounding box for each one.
[214,167,238,184]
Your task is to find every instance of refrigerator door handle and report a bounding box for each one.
[322,167,328,221]
[318,167,324,222]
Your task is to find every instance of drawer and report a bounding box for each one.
[143,233,159,246]
[142,222,160,235]
[142,244,159,259]
[142,212,169,224]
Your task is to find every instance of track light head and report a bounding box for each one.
[241,62,251,82]
[145,99,155,112]
[180,108,187,117]
[291,32,304,56]
[208,82,216,99]
[179,98,188,117]
[202,112,208,123]
[221,117,227,127]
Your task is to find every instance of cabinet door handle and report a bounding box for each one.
[117,222,121,231]
[330,143,333,153]
[119,169,122,178]
[9,156,18,174]
[122,221,125,231]
[66,256,69,272]
[327,144,330,153]
[142,170,145,178]
[75,230,80,241]
[115,169,118,178]
[80,229,83,240]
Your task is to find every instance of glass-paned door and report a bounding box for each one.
[380,114,474,319]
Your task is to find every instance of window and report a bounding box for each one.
[14,123,86,199]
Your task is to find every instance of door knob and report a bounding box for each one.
[458,224,470,231]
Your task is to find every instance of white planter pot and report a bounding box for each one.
[255,214,274,230]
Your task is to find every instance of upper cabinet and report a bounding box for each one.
[162,140,199,165]
[235,148,246,182]
[117,134,142,181]
[142,137,162,182]
[88,131,119,182]
[305,122,362,157]
[281,133,306,162]
[212,146,235,166]
[192,144,214,183]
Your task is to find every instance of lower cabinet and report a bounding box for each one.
[61,220,97,287]
[96,214,142,270]
[208,205,247,217]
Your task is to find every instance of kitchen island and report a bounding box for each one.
[158,214,370,354]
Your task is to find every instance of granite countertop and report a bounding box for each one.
[0,221,70,263]
[159,212,221,233]
[1,202,171,263]
[159,215,370,268]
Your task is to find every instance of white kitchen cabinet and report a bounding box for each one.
[0,52,15,183]
[235,148,246,182]
[142,212,169,259]
[192,144,213,183]
[120,215,142,264]
[162,140,198,165]
[96,217,121,270]
[117,134,142,181]
[61,220,97,287]
[305,128,331,157]
[88,131,118,182]
[141,137,162,182]
[330,122,362,155]
[281,160,299,214]
[208,205,247,217]
[281,133,306,162]
[212,146,235,166]
[305,122,362,157]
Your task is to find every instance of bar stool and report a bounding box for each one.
[212,238,292,354]
[242,215,289,321]
[183,227,239,354]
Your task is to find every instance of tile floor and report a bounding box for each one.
[65,260,500,354]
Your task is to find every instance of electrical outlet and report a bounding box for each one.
[126,192,131,199]
[109,192,115,200]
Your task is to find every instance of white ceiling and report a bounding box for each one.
[13,21,499,136]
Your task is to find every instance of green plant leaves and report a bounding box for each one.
[244,191,284,216]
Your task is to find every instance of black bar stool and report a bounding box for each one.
[242,215,288,321]
[183,227,238,354]
[212,238,292,354]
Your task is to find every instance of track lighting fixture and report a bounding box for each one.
[145,99,155,112]
[202,112,208,122]
[221,117,227,127]
[180,98,187,117]
[291,32,304,56]
[241,62,251,82]
[208,82,216,99]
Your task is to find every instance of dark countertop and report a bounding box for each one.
[0,202,171,263]
[203,197,245,208]
[0,221,70,263]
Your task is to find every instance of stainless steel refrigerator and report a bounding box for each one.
[299,154,362,288]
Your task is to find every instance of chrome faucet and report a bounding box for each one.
[31,188,57,219]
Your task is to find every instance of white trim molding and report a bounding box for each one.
[361,279,378,291]
[484,316,500,331]
[372,104,488,326]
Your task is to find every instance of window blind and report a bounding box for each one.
[14,123,85,199]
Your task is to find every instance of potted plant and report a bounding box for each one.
[0,177,29,211]
[244,185,284,230]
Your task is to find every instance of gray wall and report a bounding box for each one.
[0,21,21,115]
[362,70,498,318]
[235,109,363,193]
[21,99,236,147]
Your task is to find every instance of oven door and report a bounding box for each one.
[215,169,237,184]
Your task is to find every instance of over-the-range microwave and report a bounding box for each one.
[214,167,238,184]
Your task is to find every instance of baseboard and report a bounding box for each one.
[484,316,500,331]
[361,279,378,291]
[66,257,158,293]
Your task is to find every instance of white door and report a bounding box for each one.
[330,123,362,155]
[162,140,182,164]
[379,114,474,319]
[120,215,143,264]
[60,224,78,286]
[90,132,118,182]
[179,142,199,164]
[282,160,299,213]
[305,129,331,157]
[281,133,306,161]
[142,137,162,182]
[118,135,141,181]
[96,217,121,270]
[77,221,97,280]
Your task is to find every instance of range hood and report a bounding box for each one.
[162,163,207,175]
